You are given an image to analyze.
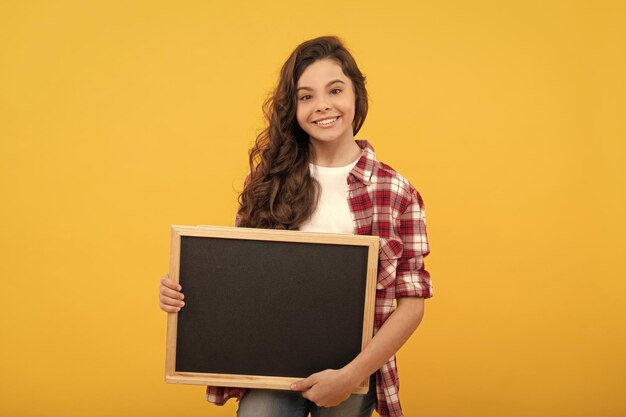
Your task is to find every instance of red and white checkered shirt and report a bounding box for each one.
[206,140,433,417]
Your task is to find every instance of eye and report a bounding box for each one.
[299,94,312,101]
[330,88,342,94]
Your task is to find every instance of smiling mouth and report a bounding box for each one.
[314,116,339,126]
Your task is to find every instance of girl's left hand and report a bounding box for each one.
[290,368,359,407]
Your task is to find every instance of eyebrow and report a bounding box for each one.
[296,79,345,92]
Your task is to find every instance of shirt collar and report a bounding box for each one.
[349,140,376,185]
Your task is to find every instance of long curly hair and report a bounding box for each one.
[237,36,368,230]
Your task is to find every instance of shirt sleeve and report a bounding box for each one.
[395,187,433,298]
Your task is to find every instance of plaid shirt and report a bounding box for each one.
[206,140,433,417]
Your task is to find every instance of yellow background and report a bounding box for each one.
[1,1,624,416]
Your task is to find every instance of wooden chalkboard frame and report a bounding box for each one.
[165,225,379,394]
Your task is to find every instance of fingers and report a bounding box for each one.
[160,302,183,313]
[291,374,317,392]
[159,292,185,312]
[161,275,182,291]
[161,285,184,299]
[159,274,185,313]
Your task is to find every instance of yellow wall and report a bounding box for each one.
[1,1,624,416]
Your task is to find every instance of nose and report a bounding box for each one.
[315,96,331,112]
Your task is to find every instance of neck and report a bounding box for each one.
[309,138,362,167]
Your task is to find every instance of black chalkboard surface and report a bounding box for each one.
[165,225,379,393]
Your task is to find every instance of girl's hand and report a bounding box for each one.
[159,274,185,313]
[290,368,359,407]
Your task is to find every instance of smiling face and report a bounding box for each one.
[296,58,356,148]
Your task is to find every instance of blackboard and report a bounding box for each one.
[165,225,379,393]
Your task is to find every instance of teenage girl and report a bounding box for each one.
[159,36,433,417]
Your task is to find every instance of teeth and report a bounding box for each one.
[315,117,337,125]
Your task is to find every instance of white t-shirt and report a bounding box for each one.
[298,155,361,234]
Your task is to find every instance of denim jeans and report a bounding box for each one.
[236,379,376,417]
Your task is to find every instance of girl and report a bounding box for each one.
[159,36,433,417]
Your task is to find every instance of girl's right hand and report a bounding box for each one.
[159,274,185,313]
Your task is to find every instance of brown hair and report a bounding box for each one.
[237,36,368,230]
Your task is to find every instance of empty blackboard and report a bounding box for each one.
[165,225,379,393]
